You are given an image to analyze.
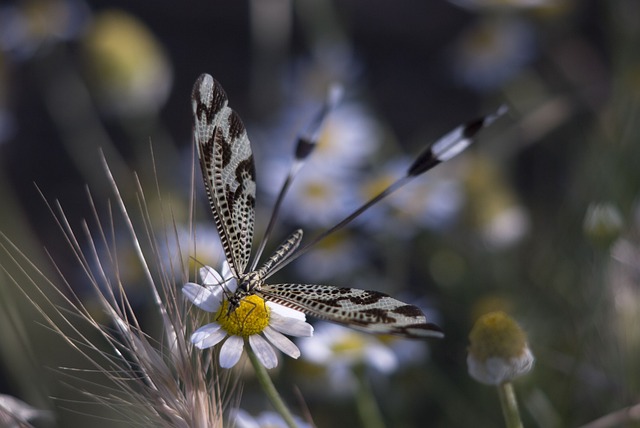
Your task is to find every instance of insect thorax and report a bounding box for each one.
[227,270,265,314]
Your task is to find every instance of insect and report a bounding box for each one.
[192,73,505,338]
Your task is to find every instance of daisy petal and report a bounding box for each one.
[220,336,244,368]
[199,266,224,286]
[191,323,226,349]
[263,326,300,359]
[267,302,307,321]
[182,282,222,313]
[270,313,314,337]
[249,334,278,369]
[365,343,398,373]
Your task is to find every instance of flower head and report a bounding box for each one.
[298,322,426,394]
[183,263,314,369]
[467,311,534,385]
[232,408,312,428]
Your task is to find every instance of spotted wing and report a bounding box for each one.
[192,74,256,277]
[258,284,443,338]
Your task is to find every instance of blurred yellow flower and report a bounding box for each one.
[83,9,172,115]
[467,311,534,385]
[583,201,624,248]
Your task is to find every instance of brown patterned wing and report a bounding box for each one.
[192,74,256,277]
[258,283,444,338]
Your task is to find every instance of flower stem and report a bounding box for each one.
[354,366,386,428]
[246,345,298,428]
[497,382,524,428]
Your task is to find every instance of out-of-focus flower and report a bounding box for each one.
[159,222,225,278]
[464,154,530,249]
[452,17,536,92]
[294,231,365,281]
[183,263,314,369]
[584,201,624,248]
[298,322,425,393]
[261,102,380,227]
[450,0,561,10]
[0,394,52,428]
[0,0,90,60]
[82,9,172,115]
[467,311,534,385]
[231,408,312,428]
[370,157,465,235]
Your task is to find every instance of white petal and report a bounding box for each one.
[221,261,232,278]
[230,409,260,428]
[263,326,300,359]
[182,282,222,313]
[220,336,244,368]
[191,323,226,349]
[200,265,224,286]
[270,312,314,337]
[365,343,398,373]
[249,334,278,369]
[267,301,306,321]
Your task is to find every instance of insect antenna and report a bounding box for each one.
[250,85,343,271]
[265,104,508,278]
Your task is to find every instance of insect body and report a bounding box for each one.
[192,73,504,338]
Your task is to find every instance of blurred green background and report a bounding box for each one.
[1,0,639,427]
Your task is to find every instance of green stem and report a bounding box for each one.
[497,382,524,428]
[246,344,298,428]
[354,366,386,428]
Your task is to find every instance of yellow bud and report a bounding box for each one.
[467,311,534,385]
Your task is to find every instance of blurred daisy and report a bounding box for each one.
[294,232,365,281]
[464,154,530,249]
[583,201,624,248]
[312,103,381,169]
[273,159,362,227]
[261,102,380,227]
[158,222,225,278]
[232,408,312,428]
[0,0,90,61]
[452,17,536,92]
[450,0,559,9]
[183,263,314,369]
[359,157,465,236]
[82,9,172,115]
[467,311,534,385]
[299,322,422,393]
[0,394,52,428]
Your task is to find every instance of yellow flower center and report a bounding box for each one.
[468,311,527,362]
[331,331,366,355]
[216,295,270,338]
[304,182,330,202]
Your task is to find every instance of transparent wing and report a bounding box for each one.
[258,283,443,338]
[192,74,256,277]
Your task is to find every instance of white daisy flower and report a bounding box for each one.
[231,408,312,428]
[182,262,314,369]
[298,322,406,393]
[452,17,536,92]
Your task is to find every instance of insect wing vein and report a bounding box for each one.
[192,74,256,276]
[259,284,443,338]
